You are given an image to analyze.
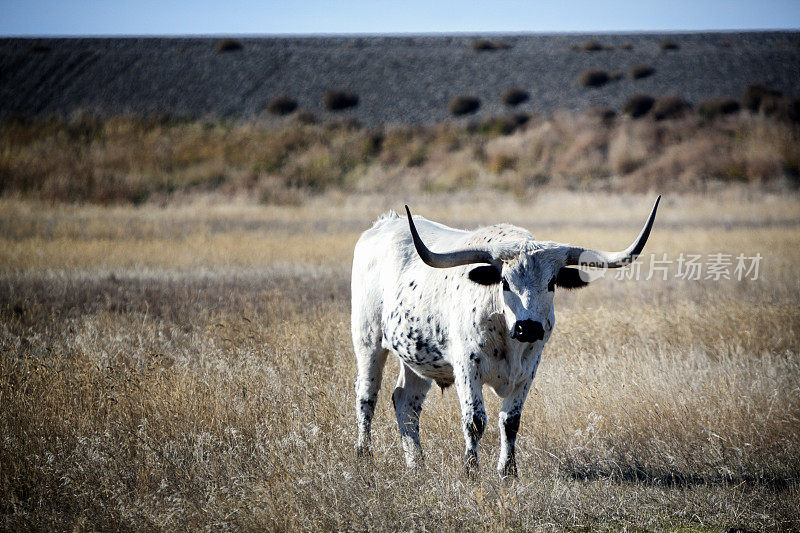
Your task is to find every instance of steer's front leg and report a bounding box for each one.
[497,380,532,478]
[453,358,486,475]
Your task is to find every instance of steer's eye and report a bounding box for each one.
[547,276,556,292]
[502,278,510,292]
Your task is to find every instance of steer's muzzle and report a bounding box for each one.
[511,320,545,343]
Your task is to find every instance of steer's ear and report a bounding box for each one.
[468,265,502,285]
[556,267,590,289]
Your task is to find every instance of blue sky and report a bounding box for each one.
[1,0,799,36]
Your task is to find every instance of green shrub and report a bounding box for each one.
[652,95,691,120]
[471,39,511,51]
[622,94,655,118]
[696,98,740,119]
[323,91,359,111]
[579,69,610,87]
[502,88,529,106]
[449,95,481,116]
[266,96,298,116]
[630,64,655,79]
[215,39,243,52]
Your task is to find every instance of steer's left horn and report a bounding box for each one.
[565,195,661,268]
[405,206,494,268]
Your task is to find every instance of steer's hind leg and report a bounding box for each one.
[354,344,389,458]
[392,363,432,467]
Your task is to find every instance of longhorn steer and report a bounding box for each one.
[351,196,660,476]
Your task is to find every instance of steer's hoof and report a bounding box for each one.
[499,460,518,480]
[463,451,480,479]
[355,444,373,460]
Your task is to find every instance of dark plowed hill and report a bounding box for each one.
[1,32,799,125]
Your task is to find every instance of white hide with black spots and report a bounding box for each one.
[352,199,659,477]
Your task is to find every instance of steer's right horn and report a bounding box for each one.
[405,206,494,268]
[565,195,661,268]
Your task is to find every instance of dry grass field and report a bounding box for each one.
[1,189,799,530]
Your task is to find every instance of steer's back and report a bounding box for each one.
[350,211,469,351]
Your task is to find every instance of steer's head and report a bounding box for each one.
[405,196,660,344]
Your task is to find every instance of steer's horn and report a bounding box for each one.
[405,205,494,268]
[565,195,661,268]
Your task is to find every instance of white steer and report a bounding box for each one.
[351,196,660,476]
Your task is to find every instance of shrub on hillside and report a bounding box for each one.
[588,106,617,124]
[659,40,679,50]
[323,90,359,111]
[622,94,655,118]
[294,110,317,124]
[449,95,481,116]
[215,39,243,52]
[27,43,51,53]
[472,113,530,136]
[630,64,655,79]
[579,69,610,87]
[578,40,606,51]
[652,95,691,120]
[759,96,800,123]
[471,39,511,51]
[266,96,298,116]
[502,88,529,106]
[742,84,782,112]
[696,98,740,119]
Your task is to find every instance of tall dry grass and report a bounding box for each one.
[1,192,799,530]
[1,111,798,205]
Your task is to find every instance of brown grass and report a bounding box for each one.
[1,112,799,205]
[1,192,798,530]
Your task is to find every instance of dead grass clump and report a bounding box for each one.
[502,88,529,106]
[266,96,298,116]
[214,38,243,52]
[471,38,511,51]
[472,114,529,136]
[579,69,611,87]
[697,98,741,120]
[449,95,481,116]
[587,106,617,124]
[323,90,359,111]
[759,96,800,123]
[652,95,691,120]
[630,63,655,79]
[294,110,317,124]
[742,84,782,112]
[622,94,655,118]
[659,40,679,50]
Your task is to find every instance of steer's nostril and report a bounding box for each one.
[512,320,546,343]
[511,320,544,342]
